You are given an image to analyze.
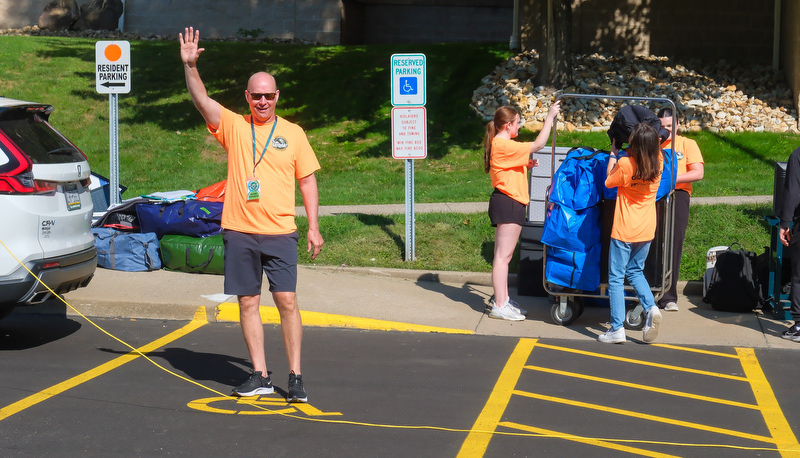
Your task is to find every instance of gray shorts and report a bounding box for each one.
[222,230,299,295]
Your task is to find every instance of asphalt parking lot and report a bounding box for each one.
[2,309,799,457]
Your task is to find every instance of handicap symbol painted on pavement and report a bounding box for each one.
[400,77,417,95]
[187,395,343,416]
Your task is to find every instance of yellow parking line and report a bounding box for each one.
[457,338,537,457]
[457,340,799,456]
[514,390,776,443]
[525,365,759,410]
[499,421,680,458]
[0,307,208,422]
[736,348,800,457]
[651,343,739,359]
[534,342,748,381]
[216,302,473,335]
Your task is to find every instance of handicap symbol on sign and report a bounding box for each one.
[400,77,417,95]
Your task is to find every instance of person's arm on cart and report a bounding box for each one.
[527,100,562,158]
[607,139,620,176]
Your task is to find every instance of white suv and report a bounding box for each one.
[0,97,96,320]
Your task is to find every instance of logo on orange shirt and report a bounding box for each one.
[272,137,288,150]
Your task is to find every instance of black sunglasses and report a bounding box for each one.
[248,91,276,101]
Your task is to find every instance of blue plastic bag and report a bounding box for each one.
[549,147,609,210]
[541,204,601,253]
[545,243,602,291]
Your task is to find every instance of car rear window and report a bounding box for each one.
[0,110,86,164]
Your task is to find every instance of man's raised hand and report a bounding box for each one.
[179,27,204,66]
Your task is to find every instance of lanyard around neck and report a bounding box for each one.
[251,116,278,175]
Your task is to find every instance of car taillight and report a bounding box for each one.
[35,180,58,193]
[0,171,57,194]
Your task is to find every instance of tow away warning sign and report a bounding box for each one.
[95,41,131,94]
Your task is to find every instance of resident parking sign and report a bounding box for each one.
[96,41,131,94]
[391,54,426,106]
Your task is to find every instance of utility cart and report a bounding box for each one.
[537,94,678,328]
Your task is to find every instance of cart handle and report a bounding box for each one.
[549,94,678,190]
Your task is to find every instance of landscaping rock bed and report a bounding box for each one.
[472,50,799,134]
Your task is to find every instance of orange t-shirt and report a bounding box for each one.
[662,135,704,195]
[210,107,320,234]
[605,156,662,242]
[490,137,531,205]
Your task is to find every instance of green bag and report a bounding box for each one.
[159,234,224,275]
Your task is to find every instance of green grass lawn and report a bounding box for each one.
[1,35,798,281]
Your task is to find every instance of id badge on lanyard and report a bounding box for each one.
[246,177,260,201]
[248,117,278,201]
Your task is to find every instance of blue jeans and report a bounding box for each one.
[608,238,657,331]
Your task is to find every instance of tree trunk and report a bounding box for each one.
[533,0,573,89]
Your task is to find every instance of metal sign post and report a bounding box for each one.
[405,159,415,261]
[108,94,120,206]
[390,54,426,262]
[95,41,131,207]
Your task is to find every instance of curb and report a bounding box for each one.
[16,264,705,324]
[301,264,703,296]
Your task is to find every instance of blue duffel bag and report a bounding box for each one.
[92,228,161,271]
[136,200,223,239]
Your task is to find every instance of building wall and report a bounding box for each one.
[0,0,342,44]
[1,0,514,45]
[522,0,775,64]
[350,0,514,44]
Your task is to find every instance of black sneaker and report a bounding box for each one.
[287,371,307,403]
[232,370,274,397]
[782,325,800,341]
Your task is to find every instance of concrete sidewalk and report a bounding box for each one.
[19,197,794,350]
[26,262,795,350]
[296,196,773,217]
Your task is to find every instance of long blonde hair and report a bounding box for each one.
[627,122,662,182]
[483,106,519,173]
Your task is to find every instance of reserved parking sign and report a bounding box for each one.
[391,53,425,107]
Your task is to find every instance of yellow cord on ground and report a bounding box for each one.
[1,238,797,455]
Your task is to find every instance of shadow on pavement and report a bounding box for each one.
[99,346,252,387]
[0,312,82,351]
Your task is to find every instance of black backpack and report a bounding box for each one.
[703,243,760,313]
[607,105,670,147]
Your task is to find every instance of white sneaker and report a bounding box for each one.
[488,303,525,321]
[598,327,626,344]
[664,302,679,312]
[643,307,662,343]
[489,297,528,316]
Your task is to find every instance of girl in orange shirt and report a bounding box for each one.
[483,101,560,321]
[600,122,663,343]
